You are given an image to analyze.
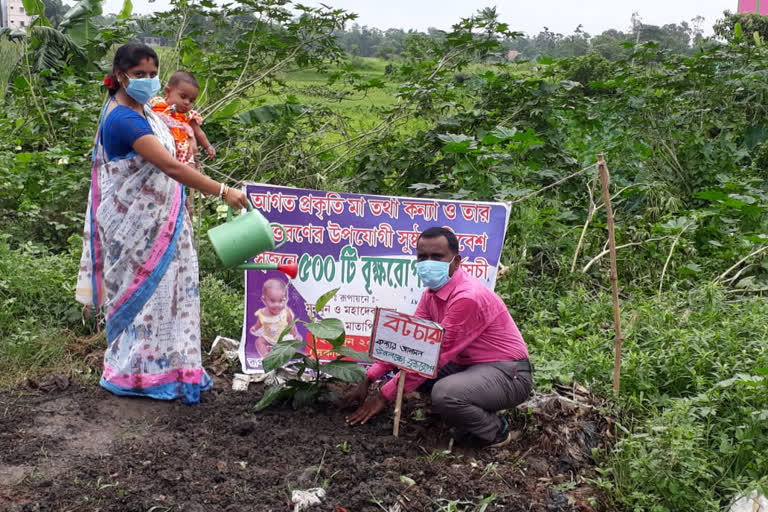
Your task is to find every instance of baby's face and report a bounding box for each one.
[263,287,287,315]
[164,81,198,113]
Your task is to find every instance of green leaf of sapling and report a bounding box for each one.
[320,360,366,382]
[315,287,339,313]
[305,318,345,342]
[334,346,373,362]
[262,339,305,373]
[254,385,289,411]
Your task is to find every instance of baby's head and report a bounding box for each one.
[164,71,199,114]
[262,278,288,316]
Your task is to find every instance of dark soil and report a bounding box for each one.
[0,374,609,512]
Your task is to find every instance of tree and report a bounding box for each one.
[559,25,590,58]
[690,15,705,47]
[533,27,563,56]
[629,12,694,55]
[42,0,71,27]
[714,11,768,42]
[2,0,133,77]
[403,32,439,59]
[374,40,397,59]
[591,29,631,61]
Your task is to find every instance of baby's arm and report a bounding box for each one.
[190,119,215,159]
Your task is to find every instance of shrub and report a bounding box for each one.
[608,371,768,511]
[0,240,85,340]
[199,274,244,349]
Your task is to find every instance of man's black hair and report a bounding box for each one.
[418,227,459,255]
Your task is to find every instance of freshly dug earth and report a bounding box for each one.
[0,375,609,511]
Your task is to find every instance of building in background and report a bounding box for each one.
[1,0,32,30]
[738,0,768,15]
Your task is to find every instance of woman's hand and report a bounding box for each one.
[223,187,249,210]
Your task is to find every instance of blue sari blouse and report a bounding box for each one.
[101,105,154,161]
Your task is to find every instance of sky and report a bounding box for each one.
[103,0,736,36]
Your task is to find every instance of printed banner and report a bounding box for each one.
[370,309,444,378]
[238,184,510,373]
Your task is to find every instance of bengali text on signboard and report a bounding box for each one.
[369,309,444,378]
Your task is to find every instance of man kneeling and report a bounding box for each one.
[345,227,532,448]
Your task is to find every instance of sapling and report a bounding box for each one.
[254,288,371,410]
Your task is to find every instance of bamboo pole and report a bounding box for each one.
[392,371,407,437]
[597,154,623,396]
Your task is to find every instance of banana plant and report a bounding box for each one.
[1,0,134,76]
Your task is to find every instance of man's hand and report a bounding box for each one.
[345,391,388,425]
[340,376,371,408]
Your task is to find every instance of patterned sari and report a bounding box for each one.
[76,102,212,404]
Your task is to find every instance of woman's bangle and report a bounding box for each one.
[218,182,225,199]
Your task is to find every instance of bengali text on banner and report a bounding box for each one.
[238,184,510,373]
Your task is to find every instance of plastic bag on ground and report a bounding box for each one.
[292,487,325,512]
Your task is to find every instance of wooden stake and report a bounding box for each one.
[597,154,623,397]
[392,371,407,437]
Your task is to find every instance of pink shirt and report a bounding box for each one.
[366,268,529,401]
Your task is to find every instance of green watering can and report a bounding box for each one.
[207,203,297,278]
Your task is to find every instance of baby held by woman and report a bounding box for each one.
[150,71,215,167]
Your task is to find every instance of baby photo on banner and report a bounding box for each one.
[238,184,511,373]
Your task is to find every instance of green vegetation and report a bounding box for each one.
[1,0,768,509]
[0,41,22,101]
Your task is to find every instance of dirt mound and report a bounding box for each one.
[0,377,610,511]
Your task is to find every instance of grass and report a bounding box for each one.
[149,49,429,142]
[0,328,104,389]
[0,241,97,389]
[243,58,407,139]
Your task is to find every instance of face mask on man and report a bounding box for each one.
[123,75,161,105]
[416,260,452,291]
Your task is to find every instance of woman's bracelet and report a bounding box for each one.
[218,182,225,199]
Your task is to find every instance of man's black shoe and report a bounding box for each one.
[483,415,512,449]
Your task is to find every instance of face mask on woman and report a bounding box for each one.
[123,75,161,105]
[416,260,452,290]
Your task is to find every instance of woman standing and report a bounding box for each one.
[76,43,249,404]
